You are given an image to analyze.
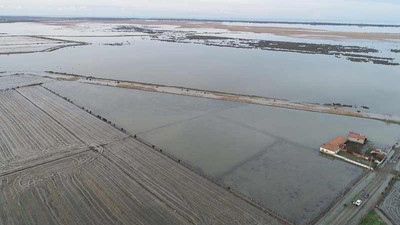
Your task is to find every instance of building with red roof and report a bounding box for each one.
[320,136,347,155]
[348,132,366,144]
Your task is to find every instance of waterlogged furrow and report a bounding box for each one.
[82,158,188,224]
[104,138,284,225]
[381,182,400,224]
[0,151,188,225]
[0,90,81,163]
[1,145,280,225]
[18,86,128,145]
[0,84,284,225]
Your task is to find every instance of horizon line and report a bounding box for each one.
[1,15,400,27]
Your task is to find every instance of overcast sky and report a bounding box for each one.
[1,0,400,23]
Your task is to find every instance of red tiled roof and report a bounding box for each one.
[349,132,366,141]
[321,136,347,152]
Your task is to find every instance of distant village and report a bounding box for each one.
[320,132,390,169]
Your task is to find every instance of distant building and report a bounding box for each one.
[320,136,347,155]
[348,132,366,144]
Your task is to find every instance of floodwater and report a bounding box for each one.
[3,21,400,224]
[44,81,400,224]
[1,35,400,117]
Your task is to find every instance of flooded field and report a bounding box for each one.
[1,20,400,224]
[43,81,400,224]
[0,84,275,225]
[0,35,87,55]
[0,73,52,90]
[0,22,400,117]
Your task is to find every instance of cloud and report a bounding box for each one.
[0,0,399,23]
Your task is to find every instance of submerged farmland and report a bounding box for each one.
[1,19,400,225]
[0,35,88,55]
[0,78,286,225]
[43,79,400,224]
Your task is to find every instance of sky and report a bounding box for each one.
[1,0,400,24]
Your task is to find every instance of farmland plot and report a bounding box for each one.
[0,90,82,166]
[18,86,128,145]
[0,150,188,225]
[0,74,51,90]
[380,181,400,224]
[0,82,284,225]
[104,137,283,225]
[0,36,86,55]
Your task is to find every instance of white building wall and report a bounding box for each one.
[349,137,365,144]
[319,147,338,155]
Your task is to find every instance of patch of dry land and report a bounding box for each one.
[0,77,287,224]
[114,20,400,41]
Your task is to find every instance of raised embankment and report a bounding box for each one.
[45,71,400,126]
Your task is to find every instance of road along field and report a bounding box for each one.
[0,83,287,224]
[316,149,400,225]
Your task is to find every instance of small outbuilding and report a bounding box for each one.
[348,132,366,144]
[370,149,387,162]
[320,136,347,155]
